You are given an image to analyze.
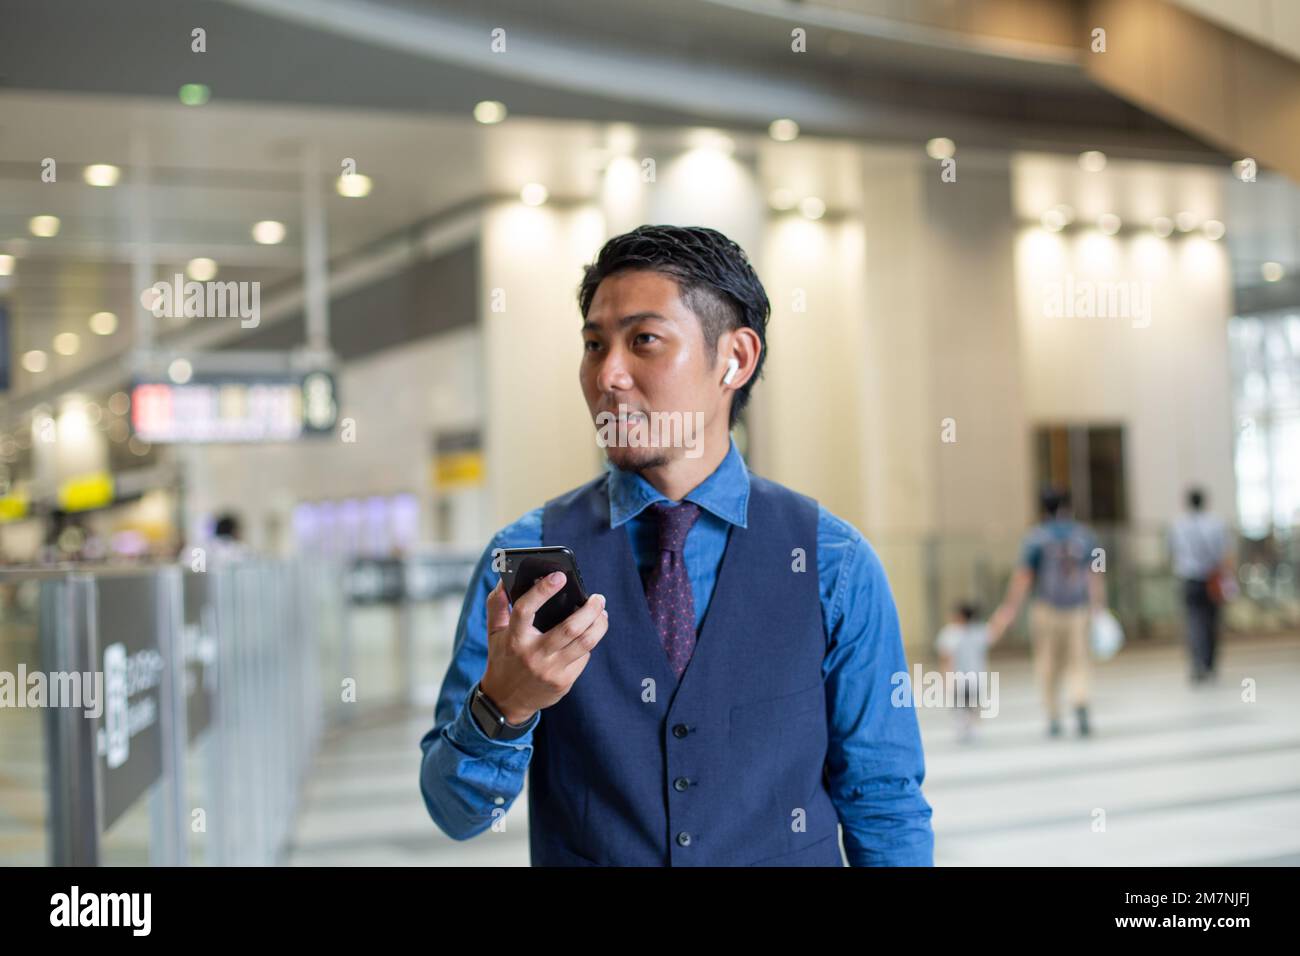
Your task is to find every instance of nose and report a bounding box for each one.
[594,345,633,394]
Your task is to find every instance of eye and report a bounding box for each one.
[583,339,601,352]
[634,332,658,346]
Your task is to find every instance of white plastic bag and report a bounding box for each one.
[1090,608,1125,661]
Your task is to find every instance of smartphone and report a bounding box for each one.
[498,547,591,633]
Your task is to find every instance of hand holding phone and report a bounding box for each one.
[478,548,609,725]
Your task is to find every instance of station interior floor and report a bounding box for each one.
[286,631,1300,867]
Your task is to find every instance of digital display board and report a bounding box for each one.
[130,371,338,443]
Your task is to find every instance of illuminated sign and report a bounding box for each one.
[58,472,115,512]
[130,371,338,443]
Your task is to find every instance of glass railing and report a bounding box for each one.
[0,559,342,866]
[873,525,1300,654]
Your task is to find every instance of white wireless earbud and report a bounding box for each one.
[722,357,739,385]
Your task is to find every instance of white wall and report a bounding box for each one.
[1014,226,1237,527]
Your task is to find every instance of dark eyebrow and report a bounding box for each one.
[581,311,667,333]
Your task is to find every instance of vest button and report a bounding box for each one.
[673,776,690,791]
[676,831,692,847]
[672,724,689,738]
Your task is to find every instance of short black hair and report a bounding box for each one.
[1188,487,1206,510]
[1040,487,1070,518]
[214,513,240,539]
[577,224,770,429]
[954,601,978,623]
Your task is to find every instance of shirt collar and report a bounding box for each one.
[606,434,750,530]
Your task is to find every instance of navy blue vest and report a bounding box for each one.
[530,469,844,866]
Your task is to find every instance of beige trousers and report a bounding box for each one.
[1028,601,1091,721]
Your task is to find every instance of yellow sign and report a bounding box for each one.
[0,493,29,522]
[58,473,115,512]
[434,451,484,491]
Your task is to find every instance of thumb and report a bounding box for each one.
[486,579,511,634]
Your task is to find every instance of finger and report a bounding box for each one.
[486,579,511,634]
[511,570,570,630]
[546,595,607,659]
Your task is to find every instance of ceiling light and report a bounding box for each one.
[336,173,372,198]
[1079,150,1107,172]
[168,358,193,384]
[1202,220,1225,240]
[520,183,549,206]
[89,311,118,335]
[1151,217,1174,237]
[186,257,218,281]
[1262,262,1285,282]
[83,164,120,187]
[925,137,955,160]
[251,220,286,244]
[0,254,13,276]
[1175,211,1198,232]
[1098,213,1121,235]
[799,197,826,220]
[768,119,799,142]
[474,100,507,124]
[1041,209,1066,232]
[22,351,48,373]
[29,215,60,238]
[53,332,80,356]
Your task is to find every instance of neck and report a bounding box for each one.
[636,425,731,501]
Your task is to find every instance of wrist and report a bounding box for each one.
[476,676,534,727]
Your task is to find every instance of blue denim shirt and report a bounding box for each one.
[419,436,934,865]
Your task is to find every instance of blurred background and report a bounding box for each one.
[0,0,1297,866]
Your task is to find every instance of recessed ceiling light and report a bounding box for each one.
[474,100,507,124]
[1175,211,1198,232]
[1152,217,1174,237]
[1098,213,1121,235]
[925,137,955,160]
[1041,209,1066,232]
[1262,262,1285,282]
[89,311,118,335]
[336,173,372,198]
[769,119,799,142]
[168,358,193,384]
[799,196,826,220]
[1202,220,1225,240]
[251,220,286,244]
[186,257,218,281]
[1079,150,1107,172]
[520,183,549,206]
[29,215,60,238]
[22,350,47,373]
[53,332,80,356]
[83,164,120,187]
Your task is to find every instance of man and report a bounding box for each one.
[989,488,1105,738]
[1168,487,1230,684]
[419,224,933,866]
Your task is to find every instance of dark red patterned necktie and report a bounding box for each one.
[644,500,703,679]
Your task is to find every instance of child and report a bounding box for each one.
[935,602,997,743]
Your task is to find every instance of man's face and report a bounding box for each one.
[580,269,726,472]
